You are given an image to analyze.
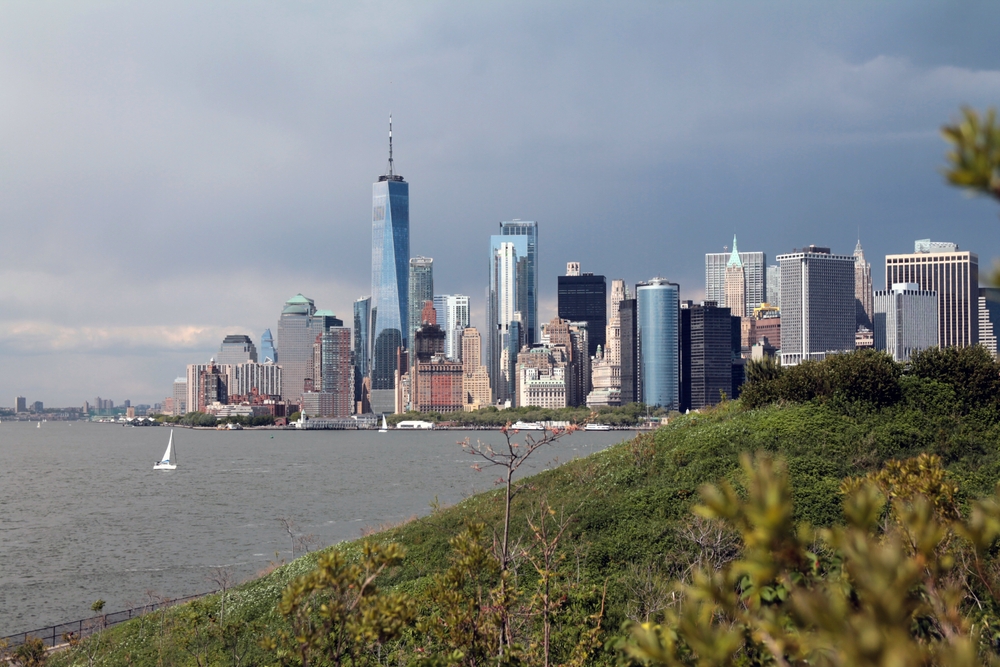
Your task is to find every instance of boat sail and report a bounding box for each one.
[154,430,178,470]
[379,414,389,433]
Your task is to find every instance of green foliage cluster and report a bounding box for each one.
[155,412,277,427]
[388,403,664,427]
[741,346,1000,415]
[49,344,1000,667]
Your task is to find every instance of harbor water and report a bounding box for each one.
[0,421,630,634]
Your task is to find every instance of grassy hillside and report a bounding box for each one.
[45,354,1000,666]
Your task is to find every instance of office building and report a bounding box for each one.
[370,118,410,414]
[260,329,276,363]
[542,316,589,406]
[681,301,734,411]
[606,279,626,366]
[777,246,856,366]
[766,265,781,309]
[226,362,282,400]
[172,378,187,416]
[981,288,1000,359]
[198,361,228,412]
[412,356,465,413]
[885,241,979,349]
[874,283,938,362]
[488,221,538,401]
[516,345,571,409]
[620,297,639,404]
[724,240,746,321]
[433,294,470,361]
[460,327,492,410]
[15,396,26,413]
[489,239,524,402]
[557,263,606,357]
[706,237,766,317]
[408,257,434,346]
[217,334,258,365]
[310,327,352,417]
[277,294,317,403]
[353,297,371,411]
[637,279,680,410]
[854,239,874,330]
[587,345,621,408]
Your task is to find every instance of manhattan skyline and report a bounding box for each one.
[2,2,1000,405]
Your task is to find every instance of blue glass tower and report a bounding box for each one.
[370,117,409,414]
[488,221,537,402]
[260,328,276,363]
[637,278,680,410]
[353,296,371,409]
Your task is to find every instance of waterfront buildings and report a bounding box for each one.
[216,334,258,365]
[885,240,979,349]
[873,283,938,362]
[706,238,765,317]
[15,396,26,413]
[312,327,352,417]
[854,240,874,330]
[777,246,856,366]
[408,257,434,346]
[370,119,410,415]
[433,294,470,361]
[488,221,538,403]
[260,329,276,363]
[557,263,606,357]
[637,278,680,410]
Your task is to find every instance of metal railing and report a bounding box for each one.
[2,591,217,650]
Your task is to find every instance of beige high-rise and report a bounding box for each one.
[854,239,874,330]
[460,327,492,410]
[885,242,979,348]
[725,239,746,318]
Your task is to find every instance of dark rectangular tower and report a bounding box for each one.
[557,268,606,357]
[619,298,638,405]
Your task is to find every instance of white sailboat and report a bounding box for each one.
[154,430,178,470]
[379,415,388,433]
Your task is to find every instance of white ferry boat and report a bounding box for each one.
[396,420,434,430]
[584,423,611,431]
[510,421,544,431]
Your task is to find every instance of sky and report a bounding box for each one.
[2,1,1000,407]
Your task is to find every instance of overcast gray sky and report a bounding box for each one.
[2,1,999,407]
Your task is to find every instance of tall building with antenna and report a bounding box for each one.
[705,235,765,317]
[370,117,410,415]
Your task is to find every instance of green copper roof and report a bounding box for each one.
[282,293,316,315]
[285,294,313,305]
[727,235,742,267]
[313,309,336,317]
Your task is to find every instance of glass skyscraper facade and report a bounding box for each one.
[433,294,471,361]
[276,294,318,403]
[557,269,606,357]
[353,296,371,408]
[408,257,434,344]
[370,131,409,414]
[637,279,680,410]
[488,221,537,402]
[260,328,277,363]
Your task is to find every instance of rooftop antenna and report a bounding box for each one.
[387,114,394,177]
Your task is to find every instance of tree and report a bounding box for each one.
[909,345,1000,413]
[267,541,415,667]
[942,106,1000,284]
[462,424,576,657]
[619,452,1000,667]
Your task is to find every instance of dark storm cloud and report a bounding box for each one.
[1,1,998,404]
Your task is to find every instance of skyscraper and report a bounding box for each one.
[461,327,492,410]
[873,283,938,362]
[557,263,606,357]
[217,335,258,365]
[260,329,277,363]
[885,241,979,349]
[766,265,781,308]
[370,117,410,414]
[854,239,874,330]
[777,246,856,366]
[980,288,1000,359]
[433,294,471,361]
[316,327,353,417]
[489,239,523,402]
[276,296,341,404]
[619,298,638,405]
[681,301,734,411]
[172,378,187,415]
[408,257,434,346]
[724,239,746,321]
[706,237,765,317]
[353,297,371,410]
[636,279,680,410]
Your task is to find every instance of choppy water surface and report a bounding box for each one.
[0,422,628,634]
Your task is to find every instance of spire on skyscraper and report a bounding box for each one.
[381,114,403,182]
[727,234,742,267]
[387,114,394,176]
